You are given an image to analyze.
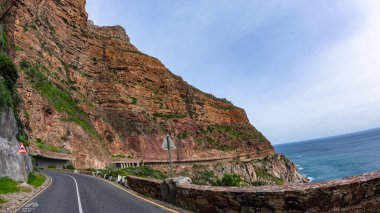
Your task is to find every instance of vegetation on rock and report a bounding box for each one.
[192,171,242,187]
[98,166,167,180]
[22,64,98,138]
[152,112,186,120]
[27,172,46,188]
[64,165,75,170]
[34,138,70,154]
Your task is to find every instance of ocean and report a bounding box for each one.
[274,127,380,182]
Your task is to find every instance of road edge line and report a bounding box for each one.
[64,174,84,213]
[13,173,53,213]
[97,177,179,213]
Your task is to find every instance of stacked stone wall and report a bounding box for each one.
[127,171,380,212]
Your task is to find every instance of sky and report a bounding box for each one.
[86,1,380,144]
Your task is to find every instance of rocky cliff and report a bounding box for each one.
[152,154,309,186]
[0,0,276,168]
[0,107,32,181]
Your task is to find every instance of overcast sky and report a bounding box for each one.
[86,1,380,144]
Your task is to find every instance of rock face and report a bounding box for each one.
[151,154,308,186]
[211,154,309,184]
[0,0,275,168]
[0,108,32,181]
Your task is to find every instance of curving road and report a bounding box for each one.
[17,171,177,213]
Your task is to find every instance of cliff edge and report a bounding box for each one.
[0,0,275,169]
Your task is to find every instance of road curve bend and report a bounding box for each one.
[16,170,177,213]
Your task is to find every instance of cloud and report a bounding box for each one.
[86,1,380,144]
[254,0,380,143]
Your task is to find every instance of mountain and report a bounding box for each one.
[0,0,275,168]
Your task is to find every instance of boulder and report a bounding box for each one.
[160,177,192,204]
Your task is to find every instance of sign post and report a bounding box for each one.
[18,143,28,181]
[162,134,176,177]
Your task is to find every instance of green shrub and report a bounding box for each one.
[178,131,189,140]
[0,80,12,110]
[86,168,96,172]
[27,172,45,188]
[0,177,19,194]
[193,170,219,186]
[131,97,138,105]
[47,165,56,169]
[19,60,29,69]
[217,173,242,187]
[65,165,75,170]
[17,134,29,147]
[0,54,18,92]
[0,25,7,51]
[34,138,70,154]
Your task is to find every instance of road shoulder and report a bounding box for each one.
[3,172,52,213]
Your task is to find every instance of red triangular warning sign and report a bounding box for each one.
[18,143,27,154]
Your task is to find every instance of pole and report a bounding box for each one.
[167,135,173,177]
[21,153,27,182]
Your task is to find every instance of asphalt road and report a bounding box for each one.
[17,170,176,213]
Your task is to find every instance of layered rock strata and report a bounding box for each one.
[0,0,274,168]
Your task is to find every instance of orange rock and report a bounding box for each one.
[0,0,274,168]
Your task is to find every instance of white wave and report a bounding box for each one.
[308,177,314,182]
[298,167,304,171]
[297,155,303,158]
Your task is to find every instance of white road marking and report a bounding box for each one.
[64,174,83,213]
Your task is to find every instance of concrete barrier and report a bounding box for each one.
[127,170,380,212]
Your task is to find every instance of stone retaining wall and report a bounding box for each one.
[126,176,162,200]
[127,170,380,212]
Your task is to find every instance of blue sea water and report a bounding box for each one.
[274,127,380,182]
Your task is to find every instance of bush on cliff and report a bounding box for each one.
[0,54,18,111]
[0,54,18,92]
[23,65,99,138]
[217,173,242,187]
[0,80,12,110]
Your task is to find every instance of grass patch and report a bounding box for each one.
[210,104,236,110]
[192,164,207,169]
[153,112,186,120]
[23,65,98,138]
[0,177,19,194]
[207,124,267,142]
[15,45,23,51]
[34,138,70,154]
[47,165,56,169]
[109,166,167,180]
[0,197,7,203]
